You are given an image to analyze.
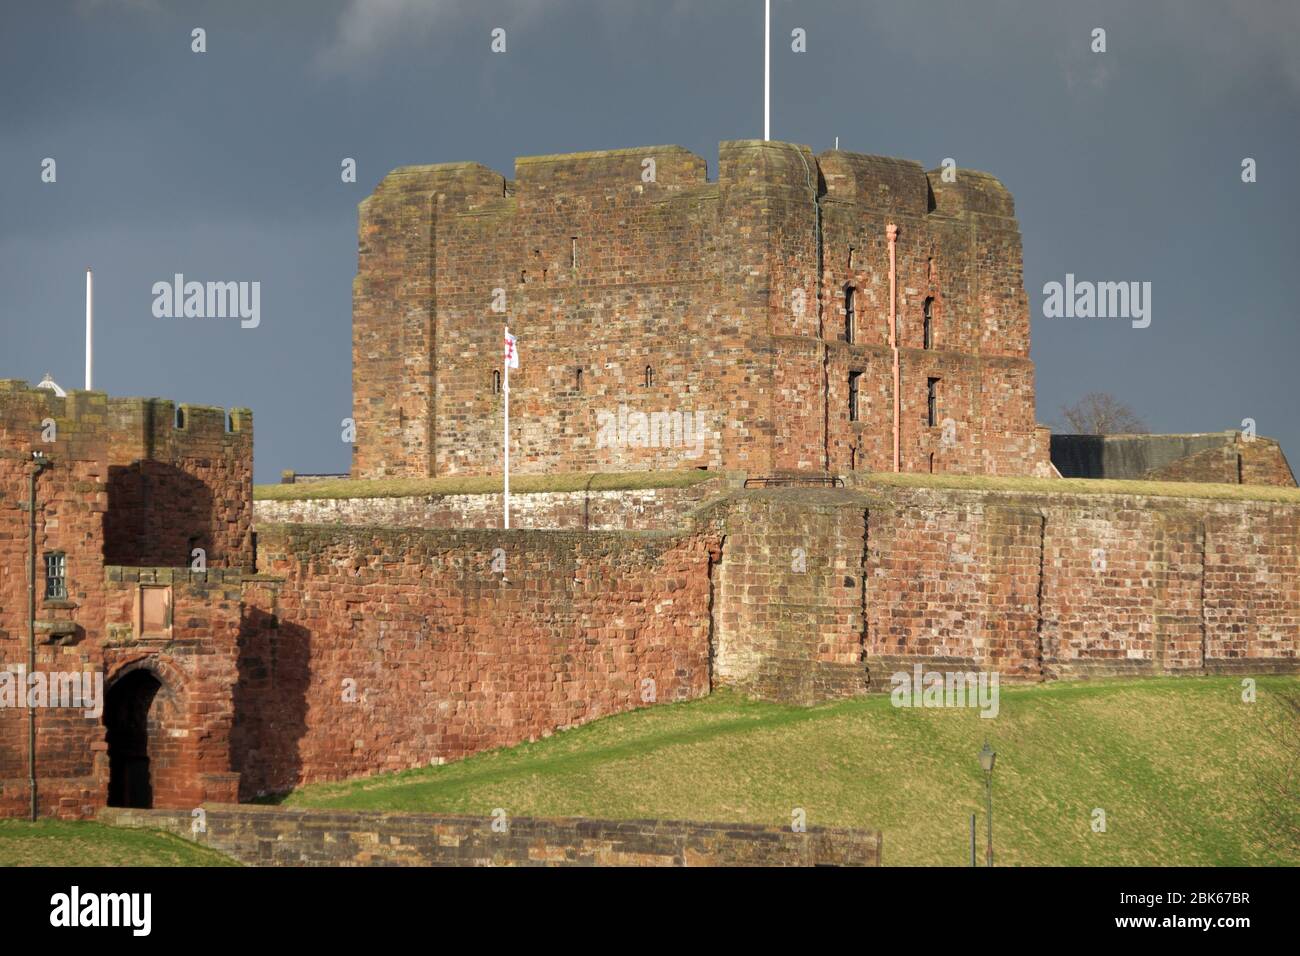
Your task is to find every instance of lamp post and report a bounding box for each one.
[979,742,996,866]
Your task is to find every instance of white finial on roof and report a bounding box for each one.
[36,372,67,397]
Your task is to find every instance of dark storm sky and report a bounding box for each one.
[2,0,1297,483]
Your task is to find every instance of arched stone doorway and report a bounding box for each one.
[105,669,162,808]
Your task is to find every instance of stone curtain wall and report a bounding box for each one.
[883,487,1299,680]
[707,487,1300,702]
[709,491,869,704]
[252,479,722,533]
[101,805,882,867]
[864,491,1044,681]
[234,524,718,797]
[233,486,1298,798]
[353,140,1049,481]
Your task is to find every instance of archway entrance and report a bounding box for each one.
[105,669,162,808]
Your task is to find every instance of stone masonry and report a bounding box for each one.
[0,381,250,818]
[101,805,882,867]
[352,141,1050,481]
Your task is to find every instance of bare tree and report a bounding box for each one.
[1058,392,1149,435]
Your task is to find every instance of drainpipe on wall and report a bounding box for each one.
[887,223,900,472]
[27,451,51,821]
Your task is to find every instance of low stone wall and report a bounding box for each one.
[253,478,726,532]
[100,805,882,867]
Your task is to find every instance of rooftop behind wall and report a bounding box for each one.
[1051,431,1296,487]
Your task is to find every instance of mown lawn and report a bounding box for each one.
[283,677,1300,866]
[0,821,238,867]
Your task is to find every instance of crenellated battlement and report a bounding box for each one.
[366,141,1017,220]
[0,380,254,568]
[0,380,251,466]
[352,139,1046,480]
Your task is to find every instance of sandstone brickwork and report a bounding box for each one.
[352,141,1050,481]
[101,805,882,867]
[232,524,718,797]
[252,476,726,532]
[0,381,251,818]
[702,485,1300,701]
[3,376,1297,822]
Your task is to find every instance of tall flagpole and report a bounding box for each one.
[85,267,93,390]
[503,327,511,530]
[764,0,770,140]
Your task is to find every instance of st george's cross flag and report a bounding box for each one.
[503,328,519,369]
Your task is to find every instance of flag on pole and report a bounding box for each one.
[504,328,519,369]
[502,327,516,530]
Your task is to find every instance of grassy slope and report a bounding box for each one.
[0,821,238,867]
[255,470,717,502]
[283,677,1300,866]
[864,471,1300,503]
[257,469,1300,505]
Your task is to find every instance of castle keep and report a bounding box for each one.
[352,140,1050,480]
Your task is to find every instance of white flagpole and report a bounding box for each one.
[764,0,770,141]
[503,328,511,530]
[85,267,93,390]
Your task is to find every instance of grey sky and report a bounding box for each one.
[2,0,1297,483]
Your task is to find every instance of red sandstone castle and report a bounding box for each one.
[3,141,1297,822]
[352,140,1051,480]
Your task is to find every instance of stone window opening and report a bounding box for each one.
[492,369,502,395]
[923,297,934,350]
[575,367,583,391]
[645,366,654,388]
[175,407,185,429]
[844,286,856,343]
[44,551,67,600]
[571,237,578,269]
[848,370,863,422]
[927,377,940,427]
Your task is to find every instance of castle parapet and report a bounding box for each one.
[926,167,1016,218]
[514,144,708,200]
[817,150,930,215]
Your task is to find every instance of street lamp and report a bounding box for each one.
[979,742,996,866]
